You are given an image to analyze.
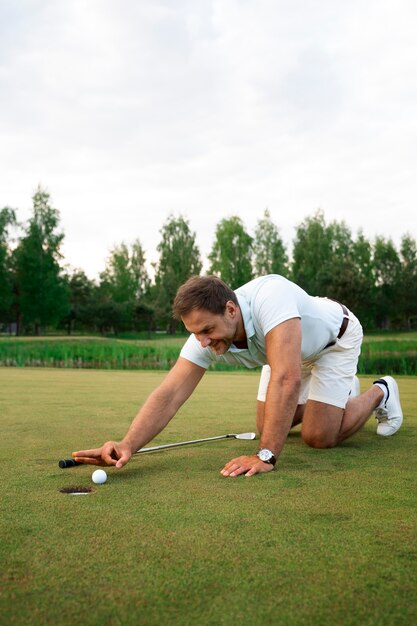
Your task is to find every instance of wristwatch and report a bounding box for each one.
[257,448,277,466]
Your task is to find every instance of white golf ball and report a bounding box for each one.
[92,469,107,484]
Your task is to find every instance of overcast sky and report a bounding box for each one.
[1,0,416,279]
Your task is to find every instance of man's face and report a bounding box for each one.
[182,303,238,355]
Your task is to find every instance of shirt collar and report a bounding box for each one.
[236,293,255,341]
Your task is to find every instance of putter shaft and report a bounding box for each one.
[58,432,256,468]
[136,433,232,454]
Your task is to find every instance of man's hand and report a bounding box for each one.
[72,441,132,469]
[220,455,275,477]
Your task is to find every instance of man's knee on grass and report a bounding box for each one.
[301,427,339,449]
[301,401,344,448]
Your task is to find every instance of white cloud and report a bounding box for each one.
[0,0,416,278]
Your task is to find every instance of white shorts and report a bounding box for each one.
[257,310,363,409]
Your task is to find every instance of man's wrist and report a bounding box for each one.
[256,448,277,466]
[121,437,138,454]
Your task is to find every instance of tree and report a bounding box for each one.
[397,234,417,329]
[0,207,17,328]
[99,239,151,333]
[208,216,253,288]
[350,232,376,330]
[14,186,69,334]
[62,269,97,334]
[323,220,355,301]
[83,292,132,336]
[153,215,202,333]
[291,210,336,295]
[253,209,288,277]
[100,240,149,304]
[291,212,380,329]
[373,237,402,328]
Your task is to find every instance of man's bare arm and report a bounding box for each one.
[122,357,206,453]
[221,318,301,477]
[260,317,302,458]
[72,357,206,468]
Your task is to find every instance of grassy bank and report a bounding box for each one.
[0,333,416,374]
[0,369,415,626]
[0,336,185,370]
[358,339,417,375]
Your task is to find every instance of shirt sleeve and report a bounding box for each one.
[179,334,214,369]
[253,278,301,336]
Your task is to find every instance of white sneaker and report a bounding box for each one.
[350,376,360,398]
[373,376,403,436]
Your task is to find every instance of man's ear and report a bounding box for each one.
[225,300,237,318]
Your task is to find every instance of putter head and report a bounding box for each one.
[234,432,256,440]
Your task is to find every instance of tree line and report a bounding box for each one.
[1,186,416,335]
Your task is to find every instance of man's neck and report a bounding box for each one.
[233,307,248,348]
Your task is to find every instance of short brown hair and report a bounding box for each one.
[173,275,238,319]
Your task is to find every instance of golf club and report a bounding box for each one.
[58,431,257,468]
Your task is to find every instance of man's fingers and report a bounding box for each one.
[244,466,259,477]
[220,455,275,477]
[115,449,131,469]
[72,448,105,466]
[72,448,101,458]
[244,462,274,476]
[221,456,247,471]
[72,442,129,467]
[221,456,253,477]
[72,456,102,466]
[221,462,240,477]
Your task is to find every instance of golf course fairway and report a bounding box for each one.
[1,369,416,625]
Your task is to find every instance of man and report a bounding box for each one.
[73,275,403,477]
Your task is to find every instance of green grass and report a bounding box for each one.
[358,339,417,375]
[0,369,416,625]
[1,332,417,374]
[0,336,185,370]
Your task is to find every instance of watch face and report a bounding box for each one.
[258,448,273,462]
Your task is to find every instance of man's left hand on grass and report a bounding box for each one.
[220,455,275,477]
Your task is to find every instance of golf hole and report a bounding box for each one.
[59,486,93,496]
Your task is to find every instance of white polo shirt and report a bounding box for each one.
[180,275,346,369]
